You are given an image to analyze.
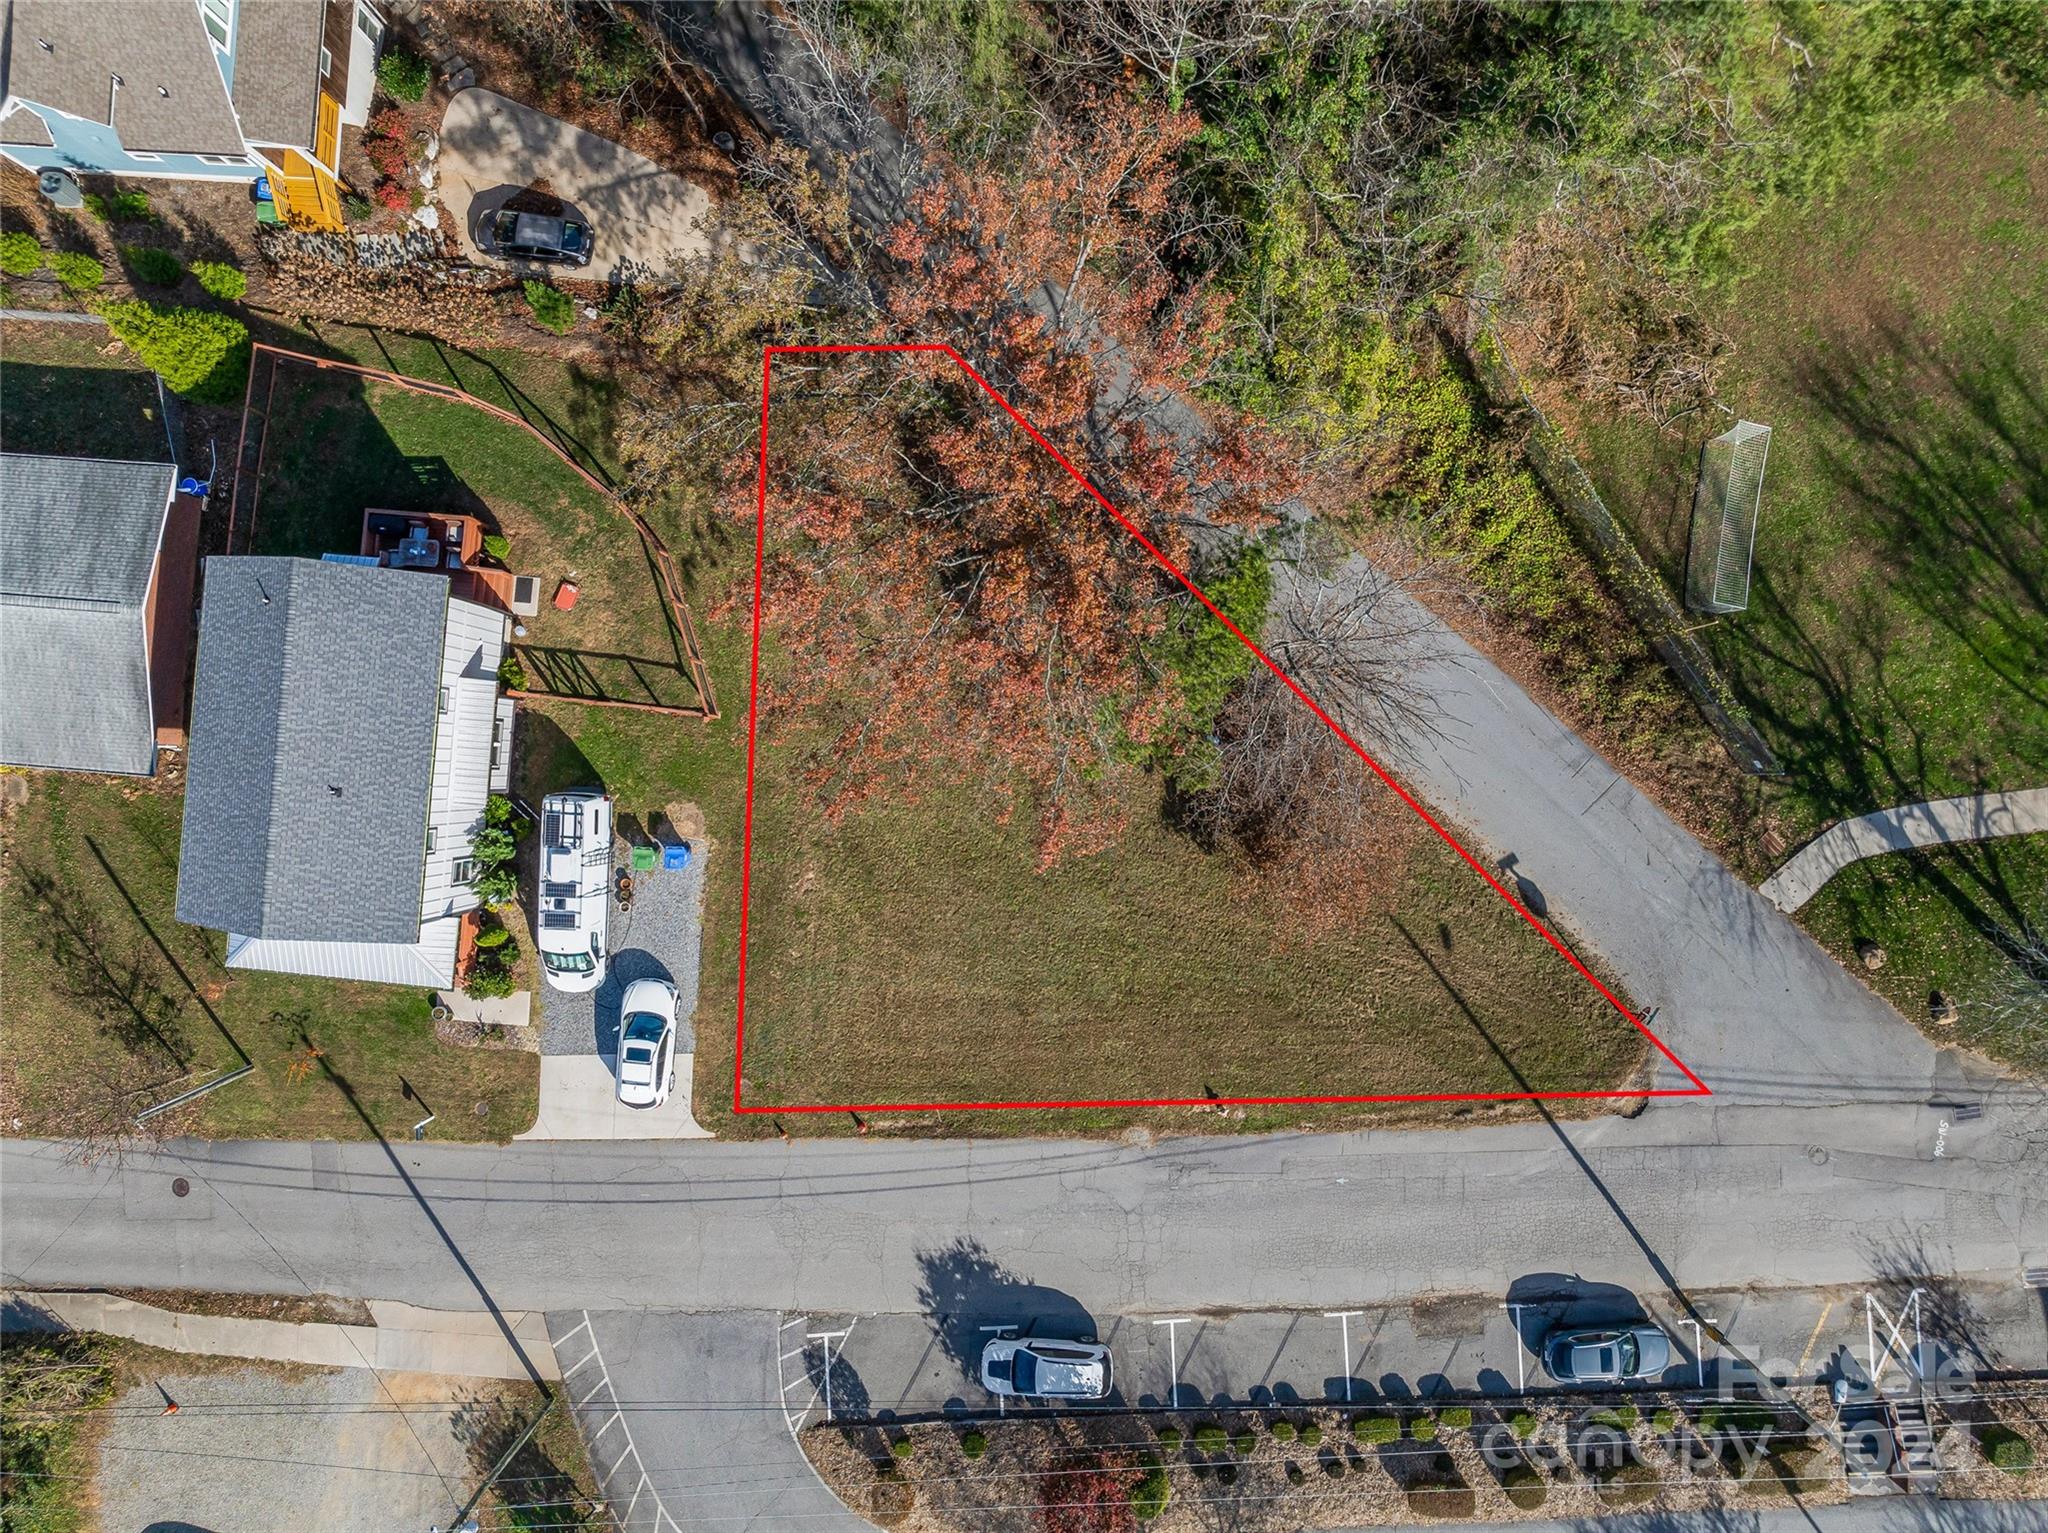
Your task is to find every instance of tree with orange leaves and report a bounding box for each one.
[749,90,1298,864]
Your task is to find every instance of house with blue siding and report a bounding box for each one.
[1,0,388,231]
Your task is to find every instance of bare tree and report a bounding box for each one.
[1178,534,1455,928]
[1063,0,1316,102]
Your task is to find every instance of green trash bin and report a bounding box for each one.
[630,842,658,872]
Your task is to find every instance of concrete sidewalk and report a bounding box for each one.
[1760,787,2048,912]
[7,1290,558,1380]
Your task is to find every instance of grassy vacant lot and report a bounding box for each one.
[496,356,1651,1135]
[734,763,1646,1123]
[1553,96,2048,1057]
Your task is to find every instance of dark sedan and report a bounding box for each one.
[490,209,592,266]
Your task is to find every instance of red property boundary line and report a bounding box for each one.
[735,343,1712,1114]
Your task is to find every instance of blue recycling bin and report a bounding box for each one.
[661,838,692,871]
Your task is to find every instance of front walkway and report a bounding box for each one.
[1760,787,2048,912]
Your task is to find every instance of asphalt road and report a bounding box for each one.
[6,1092,2041,1315]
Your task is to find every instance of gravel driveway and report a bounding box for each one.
[534,852,703,1059]
[95,1365,478,1533]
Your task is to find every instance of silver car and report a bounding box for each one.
[980,1337,1113,1400]
[1541,1323,1671,1383]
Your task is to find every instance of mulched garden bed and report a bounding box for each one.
[800,1388,2048,1530]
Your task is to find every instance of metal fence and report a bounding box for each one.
[1687,421,1772,614]
[1447,306,1782,777]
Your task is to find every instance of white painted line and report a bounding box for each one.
[780,1314,810,1331]
[608,1439,637,1477]
[806,1327,853,1424]
[553,1315,593,1348]
[559,1346,599,1378]
[1324,1311,1364,1403]
[1684,1317,1720,1390]
[1152,1317,1192,1404]
[589,1409,624,1445]
[570,1309,678,1533]
[578,1374,613,1407]
[1502,1304,1528,1393]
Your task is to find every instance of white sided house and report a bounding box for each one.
[175,556,506,988]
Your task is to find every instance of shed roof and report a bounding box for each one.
[0,0,247,158]
[0,452,177,775]
[176,557,448,945]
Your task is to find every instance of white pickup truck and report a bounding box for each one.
[536,789,613,993]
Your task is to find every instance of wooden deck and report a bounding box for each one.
[359,508,517,615]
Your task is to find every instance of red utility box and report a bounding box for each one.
[553,579,579,611]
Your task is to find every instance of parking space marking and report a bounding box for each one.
[1796,1299,1836,1374]
[1152,1318,1193,1405]
[560,1309,683,1533]
[1324,1311,1364,1402]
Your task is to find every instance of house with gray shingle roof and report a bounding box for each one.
[0,0,388,232]
[175,556,506,989]
[0,451,192,776]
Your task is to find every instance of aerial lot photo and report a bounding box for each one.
[0,2,2043,1530]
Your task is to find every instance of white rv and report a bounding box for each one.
[537,789,613,993]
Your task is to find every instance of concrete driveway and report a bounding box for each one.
[516,848,711,1140]
[438,89,718,281]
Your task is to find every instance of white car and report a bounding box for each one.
[537,789,612,993]
[980,1336,1113,1400]
[616,978,679,1109]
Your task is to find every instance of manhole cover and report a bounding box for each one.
[475,1100,490,1117]
[171,1177,190,1197]
[1807,1146,1830,1165]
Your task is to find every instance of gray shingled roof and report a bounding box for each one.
[0,453,176,776]
[227,0,324,153]
[0,0,247,159]
[0,102,53,147]
[176,558,449,945]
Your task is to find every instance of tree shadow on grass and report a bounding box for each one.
[18,865,193,1070]
[1796,321,2047,724]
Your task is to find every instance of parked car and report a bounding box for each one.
[537,789,612,993]
[980,1337,1113,1400]
[1540,1323,1671,1384]
[491,209,593,266]
[616,978,678,1109]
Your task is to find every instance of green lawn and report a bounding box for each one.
[1799,832,2048,1077]
[0,771,536,1143]
[0,319,166,459]
[1550,95,2048,1070]
[1565,96,2048,854]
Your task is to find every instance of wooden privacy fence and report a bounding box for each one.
[228,342,716,719]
